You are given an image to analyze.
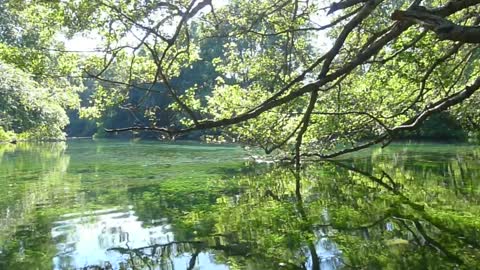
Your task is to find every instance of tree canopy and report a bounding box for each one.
[0,0,82,140]
[1,0,479,162]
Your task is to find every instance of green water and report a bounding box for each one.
[0,140,479,269]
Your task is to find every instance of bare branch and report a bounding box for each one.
[328,0,369,14]
[294,90,319,168]
[392,7,480,43]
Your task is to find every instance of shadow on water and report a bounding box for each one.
[0,141,479,269]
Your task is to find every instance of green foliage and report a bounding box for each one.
[0,62,74,140]
[0,127,15,142]
[0,1,84,141]
[398,112,467,141]
[45,0,477,154]
[2,0,477,149]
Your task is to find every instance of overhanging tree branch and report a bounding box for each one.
[313,76,480,159]
[392,4,480,43]
[101,0,480,162]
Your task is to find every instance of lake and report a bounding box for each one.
[0,140,479,269]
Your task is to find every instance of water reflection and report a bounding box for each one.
[1,141,480,269]
[307,231,342,270]
[51,207,228,270]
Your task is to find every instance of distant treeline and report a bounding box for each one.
[66,100,471,143]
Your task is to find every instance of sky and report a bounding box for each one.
[64,0,230,52]
[64,33,101,52]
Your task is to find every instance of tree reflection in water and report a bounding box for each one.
[102,156,480,269]
[1,142,480,269]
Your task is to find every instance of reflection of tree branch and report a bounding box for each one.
[187,248,200,270]
[314,211,392,231]
[108,238,306,270]
[264,189,281,201]
[329,161,405,195]
[395,217,466,266]
[421,214,480,249]
[292,170,320,270]
[332,161,480,265]
[396,218,422,245]
[108,240,205,254]
[413,220,463,264]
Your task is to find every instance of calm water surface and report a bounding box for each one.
[0,140,479,269]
